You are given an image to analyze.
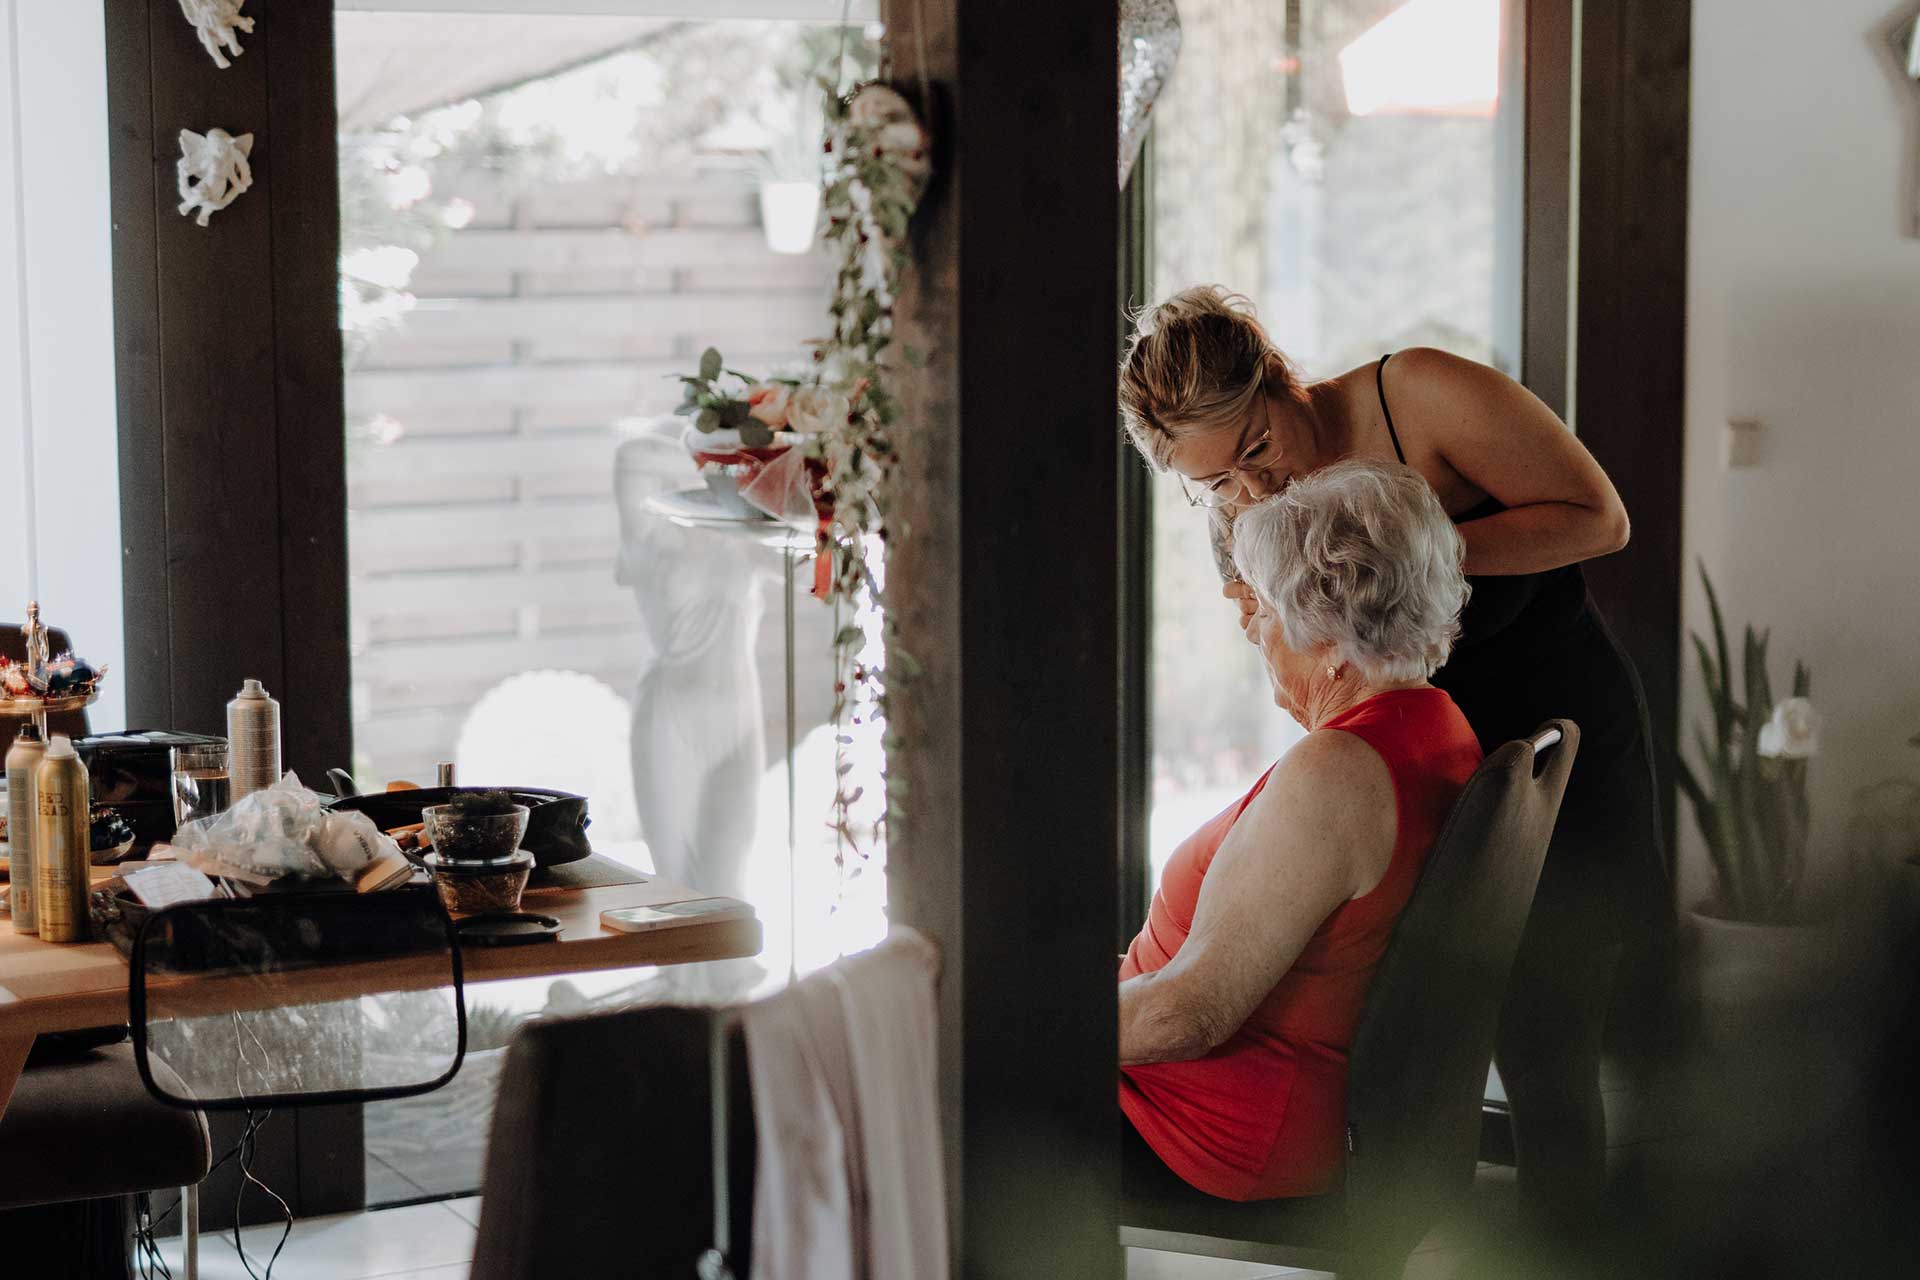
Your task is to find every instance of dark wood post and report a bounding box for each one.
[884,2,1124,1276]
[106,0,350,785]
[105,0,356,1222]
[1572,0,1692,857]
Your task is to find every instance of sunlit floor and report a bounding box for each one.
[146,1189,1496,1280]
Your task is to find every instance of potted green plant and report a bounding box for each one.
[1675,566,1831,1016]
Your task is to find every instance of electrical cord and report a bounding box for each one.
[130,1107,295,1280]
[232,1107,294,1280]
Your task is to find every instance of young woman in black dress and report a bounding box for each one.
[1120,286,1671,1235]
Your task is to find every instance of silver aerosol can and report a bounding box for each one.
[33,734,91,943]
[6,723,45,933]
[227,679,282,803]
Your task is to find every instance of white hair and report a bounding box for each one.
[1230,460,1469,683]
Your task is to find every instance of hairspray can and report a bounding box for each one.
[6,723,44,933]
[227,679,282,803]
[33,734,91,943]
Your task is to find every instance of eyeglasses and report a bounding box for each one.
[1177,402,1280,509]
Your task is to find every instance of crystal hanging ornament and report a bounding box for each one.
[1119,0,1182,188]
[1279,107,1325,183]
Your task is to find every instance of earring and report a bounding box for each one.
[1326,665,1340,680]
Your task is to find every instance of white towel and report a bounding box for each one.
[831,929,948,1280]
[745,979,856,1280]
[743,928,947,1280]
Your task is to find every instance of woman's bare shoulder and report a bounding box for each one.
[1245,728,1396,851]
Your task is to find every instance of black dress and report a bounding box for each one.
[1377,355,1670,950]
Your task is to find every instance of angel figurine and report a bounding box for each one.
[177,128,254,227]
[22,600,49,682]
[178,0,253,70]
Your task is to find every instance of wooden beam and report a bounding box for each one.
[1573,0,1691,857]
[885,2,1122,1275]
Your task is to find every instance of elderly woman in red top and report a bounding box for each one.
[1119,458,1483,1201]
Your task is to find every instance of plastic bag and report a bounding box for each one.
[312,808,397,880]
[171,772,332,885]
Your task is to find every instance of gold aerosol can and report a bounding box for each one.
[5,723,45,933]
[33,734,91,943]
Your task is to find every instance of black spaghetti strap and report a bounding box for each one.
[1377,353,1406,464]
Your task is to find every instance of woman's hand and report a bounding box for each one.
[1223,579,1258,638]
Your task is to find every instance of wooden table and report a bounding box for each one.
[0,868,761,1122]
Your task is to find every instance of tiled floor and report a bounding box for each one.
[149,1201,1440,1280]
[142,1066,1658,1280]
[151,1198,481,1280]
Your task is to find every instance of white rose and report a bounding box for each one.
[788,385,851,435]
[1757,697,1821,759]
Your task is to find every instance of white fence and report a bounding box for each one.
[345,170,833,786]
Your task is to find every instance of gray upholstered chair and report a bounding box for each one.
[468,1003,754,1280]
[1121,720,1579,1279]
[0,1039,211,1279]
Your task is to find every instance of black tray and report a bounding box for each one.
[325,786,591,869]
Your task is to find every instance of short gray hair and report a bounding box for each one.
[1230,460,1469,683]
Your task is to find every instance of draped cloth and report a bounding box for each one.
[744,929,948,1280]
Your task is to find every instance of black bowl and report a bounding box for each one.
[326,786,591,868]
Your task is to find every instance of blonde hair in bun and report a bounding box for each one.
[1119,285,1304,470]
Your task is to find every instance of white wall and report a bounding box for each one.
[1682,0,1920,899]
[0,0,124,730]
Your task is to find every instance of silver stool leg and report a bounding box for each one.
[183,1184,200,1280]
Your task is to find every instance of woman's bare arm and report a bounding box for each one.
[1383,347,1630,576]
[1118,730,1396,1065]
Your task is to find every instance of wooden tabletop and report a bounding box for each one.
[0,866,760,1121]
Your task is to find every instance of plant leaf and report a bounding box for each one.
[696,407,719,433]
[699,347,723,381]
[1701,563,1735,749]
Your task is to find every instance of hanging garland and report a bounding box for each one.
[808,78,928,866]
[673,78,929,871]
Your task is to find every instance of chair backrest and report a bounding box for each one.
[1343,719,1577,1248]
[469,1002,755,1280]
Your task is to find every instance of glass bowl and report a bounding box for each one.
[423,849,535,914]
[421,804,530,862]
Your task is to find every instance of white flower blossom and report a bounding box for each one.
[1757,697,1821,759]
[788,385,851,435]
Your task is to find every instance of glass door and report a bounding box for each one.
[1141,0,1522,890]
[333,5,880,1204]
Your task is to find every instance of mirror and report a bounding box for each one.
[129,886,466,1110]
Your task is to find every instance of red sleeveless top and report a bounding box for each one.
[1120,687,1482,1201]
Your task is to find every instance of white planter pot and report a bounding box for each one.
[758,180,821,255]
[1689,902,1838,1039]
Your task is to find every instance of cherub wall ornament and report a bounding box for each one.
[176,128,254,227]
[179,0,254,70]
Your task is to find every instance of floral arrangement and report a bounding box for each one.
[672,80,928,865]
[0,653,106,700]
[1675,565,1818,923]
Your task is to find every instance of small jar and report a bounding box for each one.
[423,849,535,915]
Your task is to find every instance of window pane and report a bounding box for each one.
[1147,0,1510,883]
[336,10,880,1204]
